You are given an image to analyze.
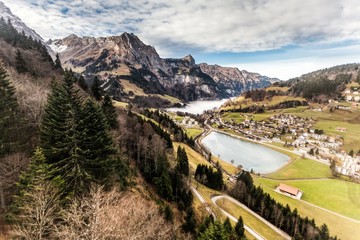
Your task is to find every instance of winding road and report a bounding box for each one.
[211,195,292,240]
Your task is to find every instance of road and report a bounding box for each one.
[212,195,292,240]
[190,186,216,219]
[191,186,267,240]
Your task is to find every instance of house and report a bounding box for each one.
[344,89,351,94]
[346,95,353,101]
[277,183,303,199]
[336,127,347,132]
[354,96,360,102]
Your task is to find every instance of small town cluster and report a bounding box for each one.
[208,112,360,179]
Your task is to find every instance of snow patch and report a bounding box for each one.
[49,43,68,53]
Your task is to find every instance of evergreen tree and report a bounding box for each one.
[176,146,189,176]
[198,220,229,240]
[78,99,116,182]
[0,66,19,156]
[319,224,330,240]
[54,53,62,70]
[10,148,59,226]
[102,94,118,129]
[235,216,245,239]
[163,204,173,222]
[40,74,89,197]
[223,217,233,236]
[77,75,88,91]
[15,49,27,73]
[91,76,102,100]
[182,207,196,233]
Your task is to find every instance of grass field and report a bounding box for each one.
[113,100,128,109]
[253,177,360,240]
[184,127,203,139]
[315,120,360,152]
[266,157,332,179]
[216,199,284,240]
[255,177,360,220]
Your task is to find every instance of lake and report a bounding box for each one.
[167,99,229,114]
[201,131,290,174]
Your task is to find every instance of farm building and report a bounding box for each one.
[276,183,303,199]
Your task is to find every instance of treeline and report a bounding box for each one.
[229,171,337,240]
[197,215,246,240]
[195,164,224,191]
[290,74,350,102]
[141,108,195,146]
[244,88,288,102]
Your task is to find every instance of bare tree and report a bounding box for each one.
[0,153,28,211]
[11,181,59,240]
[55,185,179,240]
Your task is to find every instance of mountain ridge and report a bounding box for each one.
[0,1,55,57]
[49,32,278,104]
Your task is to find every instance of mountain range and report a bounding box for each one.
[0,1,278,104]
[47,33,278,103]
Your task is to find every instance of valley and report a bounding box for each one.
[1,1,360,239]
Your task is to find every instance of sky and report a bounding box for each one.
[2,0,360,80]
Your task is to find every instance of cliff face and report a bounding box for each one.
[49,33,277,102]
[199,63,278,95]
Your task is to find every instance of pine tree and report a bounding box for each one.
[11,148,59,238]
[102,94,118,129]
[176,146,189,176]
[198,220,229,240]
[78,99,116,182]
[91,76,102,100]
[182,207,196,233]
[77,74,88,91]
[15,49,27,73]
[0,66,19,156]
[235,216,245,239]
[54,53,62,70]
[40,74,89,197]
[223,217,233,236]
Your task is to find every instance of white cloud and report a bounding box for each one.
[2,0,360,55]
[232,44,360,80]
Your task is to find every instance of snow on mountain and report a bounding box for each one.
[0,1,55,57]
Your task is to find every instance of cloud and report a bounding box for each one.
[2,0,360,59]
[231,44,360,80]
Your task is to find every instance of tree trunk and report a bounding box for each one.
[0,184,5,210]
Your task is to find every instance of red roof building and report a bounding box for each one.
[277,183,302,199]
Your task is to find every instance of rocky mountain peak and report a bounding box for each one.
[182,54,195,66]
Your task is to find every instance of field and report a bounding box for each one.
[113,100,128,109]
[216,199,284,240]
[252,177,360,240]
[315,120,360,152]
[184,127,203,139]
[120,79,181,104]
[254,177,360,220]
[221,95,306,112]
[266,157,332,179]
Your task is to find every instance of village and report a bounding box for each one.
[203,112,360,180]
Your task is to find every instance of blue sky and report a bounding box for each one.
[2,0,360,80]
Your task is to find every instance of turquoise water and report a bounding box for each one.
[202,131,290,174]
